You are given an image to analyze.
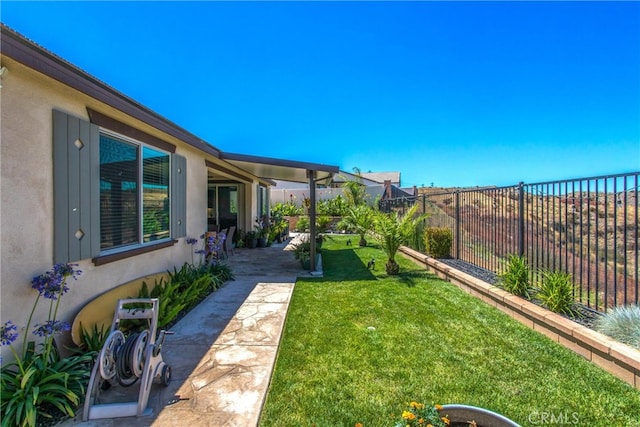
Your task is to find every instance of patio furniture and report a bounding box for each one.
[224,225,236,257]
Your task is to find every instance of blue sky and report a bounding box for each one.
[2,1,639,188]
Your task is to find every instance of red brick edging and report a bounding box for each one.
[399,246,640,390]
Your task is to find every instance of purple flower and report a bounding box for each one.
[186,237,198,245]
[31,272,68,299]
[31,263,81,299]
[33,320,70,338]
[53,263,82,280]
[1,321,18,346]
[194,249,206,255]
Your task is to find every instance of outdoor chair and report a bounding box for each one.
[224,226,236,257]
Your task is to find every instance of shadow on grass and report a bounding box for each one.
[393,269,433,287]
[320,247,377,281]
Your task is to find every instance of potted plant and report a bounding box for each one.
[270,213,288,243]
[257,226,268,247]
[438,404,521,427]
[255,217,269,248]
[245,230,257,249]
[384,401,520,427]
[292,238,319,270]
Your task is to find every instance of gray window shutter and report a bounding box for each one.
[53,110,100,263]
[171,154,187,238]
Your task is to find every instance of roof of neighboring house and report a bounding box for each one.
[0,23,338,184]
[361,171,401,185]
[330,170,384,186]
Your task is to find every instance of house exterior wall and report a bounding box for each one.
[0,57,259,358]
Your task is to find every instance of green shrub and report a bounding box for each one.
[295,215,310,232]
[316,215,332,233]
[536,270,577,316]
[595,305,640,349]
[271,201,303,217]
[499,254,531,298]
[131,263,234,330]
[423,227,452,258]
[77,322,110,353]
[317,195,348,216]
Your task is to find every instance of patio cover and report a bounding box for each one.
[221,152,339,273]
[220,152,338,185]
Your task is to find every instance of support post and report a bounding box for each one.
[308,170,317,271]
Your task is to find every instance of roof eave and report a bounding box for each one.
[0,23,220,158]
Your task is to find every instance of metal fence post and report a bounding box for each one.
[455,190,460,259]
[518,182,525,256]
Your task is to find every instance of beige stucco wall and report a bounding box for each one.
[0,58,260,359]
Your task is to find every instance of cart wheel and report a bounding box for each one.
[99,330,124,380]
[161,364,172,386]
[132,330,149,378]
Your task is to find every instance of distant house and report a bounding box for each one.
[361,171,401,187]
[0,24,337,358]
[270,170,416,206]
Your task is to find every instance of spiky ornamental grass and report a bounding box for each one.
[498,254,531,299]
[595,305,640,350]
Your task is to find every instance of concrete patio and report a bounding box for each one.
[59,236,312,427]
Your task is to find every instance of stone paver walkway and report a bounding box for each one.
[60,235,311,427]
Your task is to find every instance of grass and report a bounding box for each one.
[259,235,640,427]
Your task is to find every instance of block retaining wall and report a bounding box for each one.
[399,246,640,390]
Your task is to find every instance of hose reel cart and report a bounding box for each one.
[83,298,173,420]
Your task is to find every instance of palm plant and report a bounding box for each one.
[338,204,374,246]
[341,167,368,207]
[371,204,428,275]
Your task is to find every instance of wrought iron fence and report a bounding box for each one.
[379,172,640,312]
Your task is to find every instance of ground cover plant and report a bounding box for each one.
[259,235,640,427]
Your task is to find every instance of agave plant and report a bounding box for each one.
[371,204,428,275]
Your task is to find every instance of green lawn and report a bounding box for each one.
[259,235,640,427]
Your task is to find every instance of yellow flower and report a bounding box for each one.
[442,416,450,425]
[409,401,425,410]
[402,410,416,420]
[434,404,443,411]
[355,423,363,427]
